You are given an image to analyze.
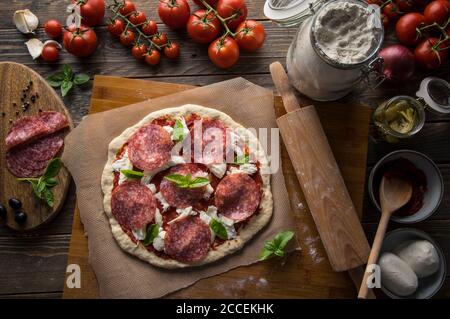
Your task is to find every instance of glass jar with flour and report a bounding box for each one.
[265,0,384,101]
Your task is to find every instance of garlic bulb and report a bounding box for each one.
[25,39,62,60]
[13,9,39,34]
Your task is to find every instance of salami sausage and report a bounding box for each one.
[6,132,64,178]
[215,173,261,222]
[111,181,157,231]
[164,215,211,263]
[39,111,69,133]
[127,124,173,171]
[191,118,229,165]
[160,164,208,208]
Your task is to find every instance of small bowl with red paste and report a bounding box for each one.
[368,150,444,224]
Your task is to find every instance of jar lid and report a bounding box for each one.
[263,0,322,26]
[416,77,450,114]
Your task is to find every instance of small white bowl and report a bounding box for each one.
[368,150,444,223]
[380,228,447,299]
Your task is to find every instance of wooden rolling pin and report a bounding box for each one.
[270,62,374,297]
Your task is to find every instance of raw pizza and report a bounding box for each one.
[101,104,273,268]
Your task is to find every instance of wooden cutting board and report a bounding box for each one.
[0,62,73,232]
[63,75,370,299]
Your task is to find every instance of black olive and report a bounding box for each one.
[14,211,27,224]
[0,204,7,219]
[8,198,22,210]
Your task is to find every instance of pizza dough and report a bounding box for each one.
[394,240,440,278]
[101,104,273,269]
[379,252,418,297]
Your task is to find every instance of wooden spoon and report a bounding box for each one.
[358,175,412,299]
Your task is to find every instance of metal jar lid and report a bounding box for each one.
[416,77,450,114]
[264,0,323,27]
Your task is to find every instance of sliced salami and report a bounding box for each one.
[6,132,64,178]
[215,173,261,222]
[160,164,208,208]
[164,215,211,263]
[39,111,69,133]
[111,181,157,231]
[127,124,173,171]
[191,118,229,165]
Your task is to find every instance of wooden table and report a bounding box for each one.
[0,0,449,299]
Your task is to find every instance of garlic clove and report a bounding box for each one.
[13,9,39,34]
[25,38,44,60]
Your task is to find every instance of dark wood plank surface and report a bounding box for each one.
[0,0,450,298]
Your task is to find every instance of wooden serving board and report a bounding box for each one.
[0,62,73,232]
[63,75,371,299]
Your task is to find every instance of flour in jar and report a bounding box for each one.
[313,1,381,64]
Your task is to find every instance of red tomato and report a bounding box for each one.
[152,33,168,46]
[164,42,180,59]
[73,0,105,27]
[193,0,218,7]
[424,1,449,25]
[131,43,148,60]
[63,24,98,57]
[395,0,415,12]
[216,0,248,30]
[44,19,62,38]
[158,0,191,30]
[235,20,265,52]
[381,13,389,30]
[208,36,240,69]
[395,13,426,45]
[119,0,136,16]
[145,50,161,65]
[41,44,59,62]
[120,29,136,46]
[187,10,222,44]
[142,20,158,36]
[107,18,125,37]
[383,3,401,21]
[366,0,383,5]
[129,11,147,25]
[415,37,448,69]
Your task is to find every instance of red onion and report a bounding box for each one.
[378,44,415,83]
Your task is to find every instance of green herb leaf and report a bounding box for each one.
[143,224,160,246]
[61,80,74,97]
[44,177,58,187]
[47,72,65,87]
[164,174,210,189]
[190,177,210,188]
[31,180,43,199]
[42,187,54,207]
[62,64,73,81]
[73,73,90,85]
[43,158,62,179]
[172,119,185,143]
[121,169,144,179]
[259,230,295,261]
[235,154,250,164]
[210,219,228,240]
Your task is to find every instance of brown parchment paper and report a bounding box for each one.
[62,78,299,299]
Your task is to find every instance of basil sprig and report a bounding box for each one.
[47,64,89,97]
[164,174,210,189]
[172,119,186,143]
[210,218,228,240]
[143,224,160,246]
[259,230,295,261]
[18,158,62,207]
[121,169,144,179]
[235,154,250,164]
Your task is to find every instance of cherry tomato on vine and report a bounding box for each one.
[187,10,222,44]
[108,18,125,37]
[129,11,147,25]
[44,19,62,38]
[208,36,240,69]
[72,0,105,27]
[383,3,401,21]
[120,29,136,47]
[414,37,448,69]
[119,0,136,16]
[152,33,168,46]
[131,43,148,60]
[235,20,265,52]
[142,20,158,36]
[216,0,248,30]
[395,13,426,45]
[158,0,191,30]
[424,1,449,25]
[164,42,180,59]
[63,24,98,57]
[193,0,218,7]
[145,49,161,65]
[41,44,59,62]
[395,0,415,12]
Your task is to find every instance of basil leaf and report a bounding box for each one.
[44,177,58,187]
[43,158,62,179]
[42,188,55,207]
[235,154,249,164]
[31,180,43,199]
[164,174,190,188]
[172,119,185,143]
[61,80,74,97]
[47,72,65,87]
[121,169,144,179]
[259,230,295,261]
[274,230,295,250]
[274,249,285,257]
[73,73,90,85]
[36,178,47,194]
[189,177,210,188]
[143,224,160,246]
[259,249,273,261]
[210,219,228,240]
[62,64,73,80]
[264,240,276,252]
